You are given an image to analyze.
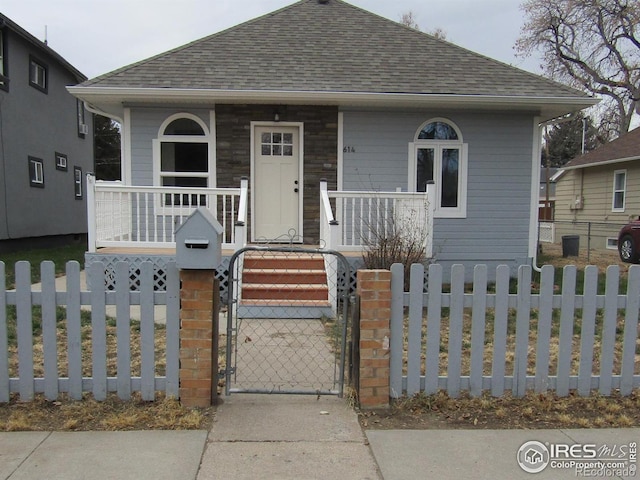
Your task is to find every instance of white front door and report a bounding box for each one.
[253,126,301,241]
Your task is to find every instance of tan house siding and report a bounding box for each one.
[554,160,640,249]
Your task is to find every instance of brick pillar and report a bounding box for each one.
[179,270,219,408]
[356,269,391,409]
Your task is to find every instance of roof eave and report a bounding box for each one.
[67,86,597,120]
[563,155,640,171]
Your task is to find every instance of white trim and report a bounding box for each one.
[68,86,598,112]
[250,121,305,242]
[209,110,217,188]
[529,117,543,258]
[408,118,467,218]
[612,169,627,212]
[337,112,344,190]
[123,107,132,184]
[158,112,210,137]
[414,117,464,142]
[150,112,216,213]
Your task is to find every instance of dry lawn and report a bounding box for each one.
[362,243,640,430]
[1,310,218,431]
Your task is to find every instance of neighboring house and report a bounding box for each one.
[539,167,558,221]
[0,13,93,251]
[554,127,640,250]
[69,0,595,280]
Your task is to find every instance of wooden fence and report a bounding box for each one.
[1,260,180,402]
[390,263,640,398]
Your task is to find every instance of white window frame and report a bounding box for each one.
[408,118,468,218]
[55,152,68,171]
[612,169,626,212]
[74,166,83,199]
[29,156,44,187]
[152,112,215,212]
[29,56,47,92]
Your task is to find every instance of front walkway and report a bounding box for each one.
[198,394,381,479]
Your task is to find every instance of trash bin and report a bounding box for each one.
[561,235,579,257]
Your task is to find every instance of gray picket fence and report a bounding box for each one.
[0,260,180,402]
[390,263,640,398]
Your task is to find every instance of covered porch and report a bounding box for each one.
[86,175,435,257]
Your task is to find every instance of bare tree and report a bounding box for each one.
[400,11,420,30]
[400,11,448,40]
[516,0,640,138]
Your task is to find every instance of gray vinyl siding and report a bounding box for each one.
[0,28,92,241]
[342,109,535,274]
[129,108,211,186]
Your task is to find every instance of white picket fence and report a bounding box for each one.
[0,260,180,402]
[390,263,640,398]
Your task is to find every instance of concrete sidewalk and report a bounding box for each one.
[367,428,639,479]
[1,410,638,479]
[197,394,381,480]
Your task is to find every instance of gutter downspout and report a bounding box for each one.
[531,113,578,273]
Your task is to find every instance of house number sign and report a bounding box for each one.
[343,146,356,153]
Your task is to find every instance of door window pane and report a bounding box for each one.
[416,148,434,192]
[441,149,459,208]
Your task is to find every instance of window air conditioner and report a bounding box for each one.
[79,124,89,135]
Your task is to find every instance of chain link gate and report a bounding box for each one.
[223,246,351,396]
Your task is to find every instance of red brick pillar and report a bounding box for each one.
[356,269,391,409]
[179,270,219,408]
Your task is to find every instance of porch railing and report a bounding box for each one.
[319,180,435,255]
[87,175,248,252]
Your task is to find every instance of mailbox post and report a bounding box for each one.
[175,208,224,407]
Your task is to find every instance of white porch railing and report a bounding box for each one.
[87,175,248,252]
[319,180,435,255]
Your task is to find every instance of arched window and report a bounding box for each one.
[410,118,467,218]
[155,114,212,206]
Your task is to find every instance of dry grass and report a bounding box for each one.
[399,242,639,379]
[361,244,640,430]
[2,309,220,431]
[360,390,640,430]
[0,392,211,432]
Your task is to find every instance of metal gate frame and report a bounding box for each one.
[224,246,351,397]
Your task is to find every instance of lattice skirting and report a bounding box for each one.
[83,253,428,298]
[85,252,231,298]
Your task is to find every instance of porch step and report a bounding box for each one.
[242,269,327,285]
[239,252,330,318]
[241,284,329,301]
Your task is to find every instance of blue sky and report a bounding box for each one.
[2,0,542,79]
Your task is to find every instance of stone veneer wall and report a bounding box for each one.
[215,105,338,243]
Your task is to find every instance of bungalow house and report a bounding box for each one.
[554,127,640,251]
[0,13,93,251]
[68,0,595,285]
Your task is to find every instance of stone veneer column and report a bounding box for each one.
[356,269,391,409]
[179,270,218,408]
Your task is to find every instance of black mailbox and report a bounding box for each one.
[175,208,223,269]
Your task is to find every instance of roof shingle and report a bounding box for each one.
[82,0,588,99]
[564,127,640,169]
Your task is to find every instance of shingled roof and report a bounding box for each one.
[82,0,587,99]
[564,127,640,170]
